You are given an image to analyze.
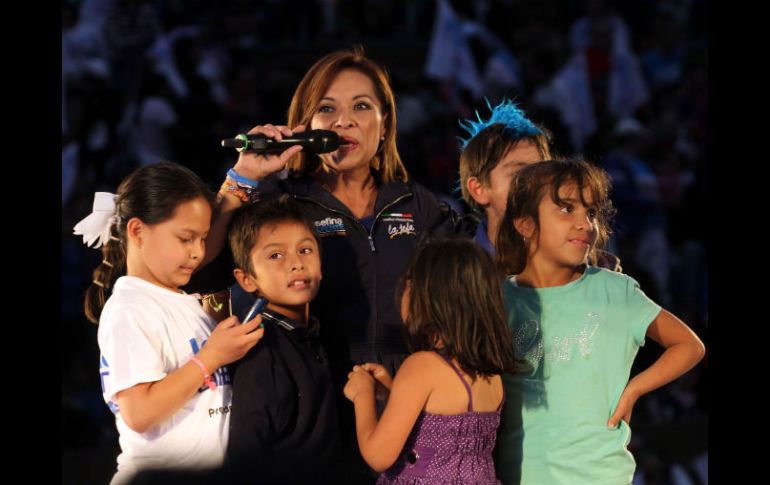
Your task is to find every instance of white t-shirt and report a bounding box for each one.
[98,276,232,485]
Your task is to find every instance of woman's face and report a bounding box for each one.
[310,69,387,174]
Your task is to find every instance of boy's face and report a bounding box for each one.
[235,221,322,318]
[483,140,543,223]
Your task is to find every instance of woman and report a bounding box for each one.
[203,47,455,482]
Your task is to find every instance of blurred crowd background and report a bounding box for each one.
[62,1,708,483]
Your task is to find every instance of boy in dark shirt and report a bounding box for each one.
[225,195,340,484]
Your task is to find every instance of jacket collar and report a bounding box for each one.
[288,171,412,218]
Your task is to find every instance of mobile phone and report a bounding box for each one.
[242,297,268,325]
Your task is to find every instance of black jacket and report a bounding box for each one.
[225,310,340,484]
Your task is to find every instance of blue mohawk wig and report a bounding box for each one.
[458,99,542,149]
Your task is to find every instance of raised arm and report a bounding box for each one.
[201,124,305,267]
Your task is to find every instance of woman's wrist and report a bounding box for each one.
[231,161,269,183]
[227,168,260,187]
[220,177,260,204]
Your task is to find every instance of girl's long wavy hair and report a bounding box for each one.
[496,159,616,276]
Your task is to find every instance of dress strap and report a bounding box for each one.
[496,381,506,412]
[438,353,473,412]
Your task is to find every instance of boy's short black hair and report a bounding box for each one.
[228,195,320,275]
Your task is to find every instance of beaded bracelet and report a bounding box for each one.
[220,179,260,204]
[190,356,216,391]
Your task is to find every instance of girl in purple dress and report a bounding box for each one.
[344,238,518,484]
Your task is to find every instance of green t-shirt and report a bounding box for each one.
[496,266,661,485]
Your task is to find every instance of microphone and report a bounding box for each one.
[221,130,342,154]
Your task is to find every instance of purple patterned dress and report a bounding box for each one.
[376,355,503,485]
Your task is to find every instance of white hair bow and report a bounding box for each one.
[73,192,120,248]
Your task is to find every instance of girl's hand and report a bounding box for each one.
[607,384,640,427]
[343,365,376,402]
[231,124,306,181]
[360,363,394,390]
[197,315,264,371]
[200,291,230,322]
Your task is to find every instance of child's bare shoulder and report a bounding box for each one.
[400,351,446,374]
